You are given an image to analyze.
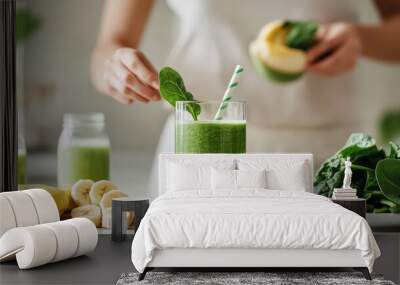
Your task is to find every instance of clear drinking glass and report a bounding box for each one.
[57,113,110,187]
[175,101,246,153]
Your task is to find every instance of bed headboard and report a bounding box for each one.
[159,153,314,195]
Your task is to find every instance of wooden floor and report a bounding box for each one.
[0,235,134,285]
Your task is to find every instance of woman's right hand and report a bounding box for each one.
[103,48,160,105]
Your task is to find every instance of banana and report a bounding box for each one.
[99,190,127,209]
[71,180,94,206]
[101,207,111,228]
[127,212,135,227]
[258,21,307,73]
[71,204,101,227]
[60,210,72,220]
[89,180,118,205]
[99,190,134,228]
[19,184,75,215]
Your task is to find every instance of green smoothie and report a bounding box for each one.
[176,120,246,153]
[17,153,26,184]
[58,145,109,187]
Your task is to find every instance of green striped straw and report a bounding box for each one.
[214,65,244,120]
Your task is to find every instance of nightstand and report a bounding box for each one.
[332,198,366,218]
[111,197,149,242]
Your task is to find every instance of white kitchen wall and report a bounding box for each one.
[23,0,174,152]
[22,0,400,153]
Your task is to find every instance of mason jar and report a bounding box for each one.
[57,113,110,188]
[175,101,246,153]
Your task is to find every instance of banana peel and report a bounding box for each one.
[19,184,76,216]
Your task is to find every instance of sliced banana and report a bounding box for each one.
[101,207,112,229]
[89,180,118,205]
[71,180,94,206]
[71,205,101,227]
[101,208,112,229]
[99,190,127,209]
[127,212,135,227]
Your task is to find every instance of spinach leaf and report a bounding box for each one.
[184,91,201,121]
[388,142,400,158]
[314,133,387,212]
[314,134,377,196]
[373,207,390,213]
[376,158,400,205]
[364,191,386,210]
[314,155,343,197]
[159,67,201,120]
[380,198,397,208]
[186,102,201,121]
[363,170,379,192]
[379,109,400,143]
[340,133,381,161]
[390,205,400,213]
[284,21,318,51]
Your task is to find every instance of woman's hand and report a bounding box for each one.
[307,23,362,76]
[103,48,160,105]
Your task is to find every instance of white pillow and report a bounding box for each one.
[166,158,236,191]
[167,162,210,191]
[211,168,236,190]
[211,169,267,190]
[237,159,308,191]
[236,169,267,188]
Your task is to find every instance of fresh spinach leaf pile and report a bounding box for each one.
[159,67,201,120]
[315,133,400,213]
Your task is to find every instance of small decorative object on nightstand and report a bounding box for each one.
[111,197,149,242]
[332,158,366,217]
[332,157,358,200]
[332,198,366,218]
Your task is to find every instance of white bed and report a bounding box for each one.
[131,154,380,280]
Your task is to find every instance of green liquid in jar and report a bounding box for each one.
[17,153,26,184]
[58,146,110,187]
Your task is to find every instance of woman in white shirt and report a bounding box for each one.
[91,0,400,167]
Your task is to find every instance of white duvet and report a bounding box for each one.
[131,190,380,272]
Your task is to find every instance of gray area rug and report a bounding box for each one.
[117,272,396,285]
